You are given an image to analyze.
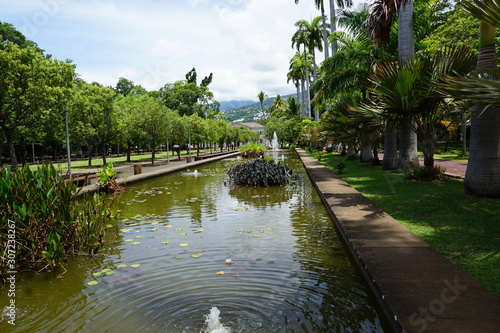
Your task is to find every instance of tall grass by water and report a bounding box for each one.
[0,164,116,277]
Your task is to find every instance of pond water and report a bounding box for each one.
[1,151,391,332]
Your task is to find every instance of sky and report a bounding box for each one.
[0,0,360,102]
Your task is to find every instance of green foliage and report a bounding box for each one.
[0,164,116,274]
[404,166,447,181]
[335,162,346,174]
[239,143,267,158]
[346,153,359,160]
[97,162,117,185]
[227,158,292,187]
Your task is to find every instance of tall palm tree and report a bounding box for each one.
[368,0,419,170]
[292,21,314,118]
[295,0,330,59]
[288,52,313,117]
[440,0,500,197]
[257,91,268,118]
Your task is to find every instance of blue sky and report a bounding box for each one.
[1,0,338,101]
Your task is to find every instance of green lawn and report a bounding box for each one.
[29,150,209,173]
[306,147,500,296]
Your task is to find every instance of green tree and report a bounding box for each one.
[114,93,146,162]
[440,0,500,197]
[0,43,74,169]
[138,96,171,164]
[257,91,269,118]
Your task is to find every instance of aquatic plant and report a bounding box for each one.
[239,143,267,158]
[227,158,292,186]
[96,162,126,193]
[0,164,116,277]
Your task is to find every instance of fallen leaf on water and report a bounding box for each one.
[216,271,225,275]
[117,264,127,268]
[87,281,99,286]
[130,264,141,268]
[131,242,140,245]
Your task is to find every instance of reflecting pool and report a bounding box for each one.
[1,151,391,332]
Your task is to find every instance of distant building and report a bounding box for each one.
[230,122,268,146]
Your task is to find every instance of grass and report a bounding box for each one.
[28,149,212,173]
[306,147,500,296]
[431,140,469,162]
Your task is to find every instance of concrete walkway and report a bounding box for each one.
[296,148,500,333]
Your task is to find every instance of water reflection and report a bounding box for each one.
[1,151,391,332]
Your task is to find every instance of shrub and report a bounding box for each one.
[0,164,116,277]
[227,158,292,186]
[346,153,359,161]
[96,162,125,193]
[335,162,346,174]
[404,166,447,181]
[239,143,267,158]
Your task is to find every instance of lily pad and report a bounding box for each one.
[175,228,183,231]
[152,228,160,231]
[101,268,111,273]
[151,222,159,225]
[120,228,132,233]
[179,233,188,236]
[179,243,188,247]
[131,242,140,245]
[117,264,127,268]
[106,271,115,276]
[197,229,205,232]
[165,225,172,228]
[175,256,183,259]
[92,272,103,276]
[134,236,143,239]
[125,239,134,242]
[130,264,141,268]
[194,249,204,252]
[87,281,99,286]
[191,253,203,258]
[161,241,170,244]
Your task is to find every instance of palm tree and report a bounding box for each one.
[368,0,419,170]
[288,52,313,117]
[292,23,313,119]
[439,0,500,197]
[295,0,330,59]
[257,91,268,118]
[363,46,476,168]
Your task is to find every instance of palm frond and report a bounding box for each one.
[461,0,500,29]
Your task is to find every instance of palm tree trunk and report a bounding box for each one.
[465,21,500,197]
[303,48,312,118]
[320,3,329,59]
[4,127,18,170]
[359,132,373,162]
[397,117,419,170]
[329,0,337,56]
[382,125,398,170]
[300,78,306,117]
[397,0,419,170]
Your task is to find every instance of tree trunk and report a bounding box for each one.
[320,3,329,59]
[101,144,107,165]
[397,118,419,170]
[329,0,337,56]
[303,48,311,118]
[88,145,93,167]
[420,138,435,168]
[151,140,156,165]
[359,133,373,162]
[465,22,500,197]
[398,0,415,63]
[126,143,132,162]
[382,125,398,170]
[4,127,18,170]
[300,78,307,117]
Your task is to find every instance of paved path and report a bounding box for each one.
[298,148,499,333]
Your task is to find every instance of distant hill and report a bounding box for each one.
[219,100,256,111]
[221,94,295,122]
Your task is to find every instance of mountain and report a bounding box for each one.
[220,94,295,122]
[219,100,256,111]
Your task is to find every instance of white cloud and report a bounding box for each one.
[0,0,328,101]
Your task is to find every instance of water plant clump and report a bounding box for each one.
[227,157,292,186]
[0,164,116,277]
[239,143,267,158]
[96,162,126,193]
